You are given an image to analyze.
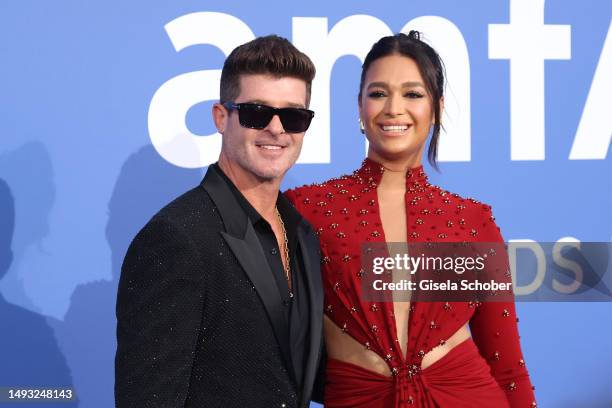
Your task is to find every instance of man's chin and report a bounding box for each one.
[253,168,286,182]
[243,161,283,181]
[250,158,294,181]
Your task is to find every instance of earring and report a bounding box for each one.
[359,118,365,134]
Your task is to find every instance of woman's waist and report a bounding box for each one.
[325,317,471,374]
[326,335,485,383]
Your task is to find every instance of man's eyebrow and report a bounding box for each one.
[246,99,306,109]
[285,102,307,109]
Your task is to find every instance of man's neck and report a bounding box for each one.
[217,159,280,222]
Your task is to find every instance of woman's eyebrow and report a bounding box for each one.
[366,81,425,89]
[401,81,425,88]
[366,81,389,90]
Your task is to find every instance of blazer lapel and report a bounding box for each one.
[201,166,294,382]
[220,226,292,371]
[297,222,324,408]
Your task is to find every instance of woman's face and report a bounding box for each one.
[359,54,440,168]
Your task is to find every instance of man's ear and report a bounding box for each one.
[212,102,228,134]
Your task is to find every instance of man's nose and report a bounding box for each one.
[264,114,285,135]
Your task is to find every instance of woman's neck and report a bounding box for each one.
[367,151,423,190]
[378,166,409,190]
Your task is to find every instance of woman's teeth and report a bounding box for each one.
[381,125,408,131]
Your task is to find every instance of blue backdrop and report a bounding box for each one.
[0,1,610,407]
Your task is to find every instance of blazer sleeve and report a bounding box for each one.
[310,343,327,404]
[115,217,204,408]
[468,205,536,407]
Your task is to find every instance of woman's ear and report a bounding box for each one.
[357,94,365,134]
[433,96,445,126]
[358,93,365,121]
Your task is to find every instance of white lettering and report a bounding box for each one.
[508,239,546,295]
[293,15,391,163]
[552,237,583,294]
[570,21,612,160]
[489,0,571,160]
[148,12,255,168]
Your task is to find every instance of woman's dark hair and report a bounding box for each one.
[220,35,316,107]
[359,31,445,169]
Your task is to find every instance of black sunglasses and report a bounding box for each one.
[223,102,315,133]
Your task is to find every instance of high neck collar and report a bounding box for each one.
[355,157,428,187]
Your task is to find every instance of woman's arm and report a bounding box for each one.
[469,205,537,407]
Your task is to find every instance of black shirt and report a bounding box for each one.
[213,164,310,389]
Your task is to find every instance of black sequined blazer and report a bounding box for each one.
[115,165,323,408]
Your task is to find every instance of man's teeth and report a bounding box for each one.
[259,145,282,150]
[382,125,408,131]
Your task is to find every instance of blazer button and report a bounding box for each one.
[271,248,278,255]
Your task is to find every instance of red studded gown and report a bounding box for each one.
[285,159,536,408]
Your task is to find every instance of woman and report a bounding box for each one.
[285,32,536,407]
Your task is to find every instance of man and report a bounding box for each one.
[115,35,322,408]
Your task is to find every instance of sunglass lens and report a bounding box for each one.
[280,109,313,133]
[238,104,273,129]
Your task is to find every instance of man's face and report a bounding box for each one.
[215,74,308,183]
